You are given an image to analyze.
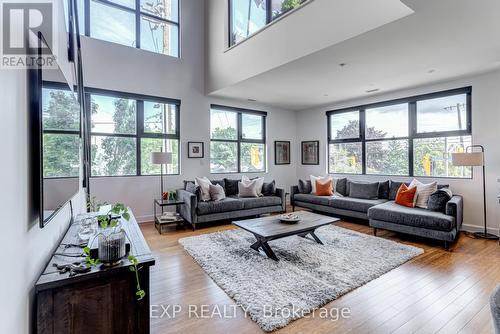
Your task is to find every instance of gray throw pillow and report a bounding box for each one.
[378,180,390,199]
[427,188,452,213]
[335,178,348,196]
[389,181,410,200]
[262,180,276,196]
[348,181,379,199]
[298,179,312,194]
[238,181,259,198]
[209,184,226,201]
[224,178,239,196]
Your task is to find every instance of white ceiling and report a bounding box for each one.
[210,0,500,111]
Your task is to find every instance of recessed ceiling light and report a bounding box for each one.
[247,98,257,102]
[428,69,436,74]
[365,88,380,93]
[339,63,347,67]
[323,94,329,97]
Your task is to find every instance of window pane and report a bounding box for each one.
[140,16,179,56]
[366,140,409,175]
[271,0,302,19]
[108,0,136,8]
[241,143,265,172]
[43,134,80,178]
[328,143,362,174]
[210,109,237,140]
[42,88,80,131]
[90,1,136,47]
[210,141,238,173]
[63,0,85,33]
[91,136,137,176]
[329,111,359,140]
[91,95,136,134]
[417,94,468,133]
[144,101,176,134]
[230,0,266,45]
[365,103,408,139]
[242,113,263,140]
[141,138,178,175]
[414,136,472,178]
[141,0,179,22]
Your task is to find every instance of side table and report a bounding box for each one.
[154,199,185,234]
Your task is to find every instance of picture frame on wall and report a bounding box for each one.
[275,141,291,165]
[188,142,204,158]
[301,140,319,165]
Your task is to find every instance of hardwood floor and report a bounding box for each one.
[140,215,500,334]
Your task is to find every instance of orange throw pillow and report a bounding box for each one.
[395,184,417,208]
[315,179,334,196]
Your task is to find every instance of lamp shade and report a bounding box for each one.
[151,152,172,164]
[451,152,484,166]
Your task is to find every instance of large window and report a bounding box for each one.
[42,85,81,178]
[210,105,266,173]
[88,89,180,177]
[66,0,179,56]
[229,0,308,46]
[327,87,472,178]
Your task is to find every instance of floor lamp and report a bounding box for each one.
[452,145,499,240]
[151,151,172,200]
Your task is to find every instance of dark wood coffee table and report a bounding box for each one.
[233,212,339,261]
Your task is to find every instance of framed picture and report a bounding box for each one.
[301,141,319,165]
[275,141,291,165]
[188,142,204,158]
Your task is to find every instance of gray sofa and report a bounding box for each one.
[291,178,463,250]
[177,179,286,230]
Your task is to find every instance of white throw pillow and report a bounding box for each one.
[195,177,212,202]
[209,184,226,201]
[242,175,264,196]
[238,180,259,198]
[409,179,438,209]
[310,175,333,195]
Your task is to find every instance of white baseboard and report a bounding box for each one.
[136,214,154,223]
[461,223,499,236]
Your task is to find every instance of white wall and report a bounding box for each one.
[296,70,500,234]
[0,59,86,334]
[81,0,298,222]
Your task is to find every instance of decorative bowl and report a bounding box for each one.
[279,213,301,224]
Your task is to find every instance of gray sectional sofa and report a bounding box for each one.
[291,178,463,250]
[177,179,286,230]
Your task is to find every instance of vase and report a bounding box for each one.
[97,226,126,267]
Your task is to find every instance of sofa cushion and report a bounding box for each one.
[378,181,390,199]
[368,201,455,231]
[224,179,239,196]
[237,196,282,210]
[335,178,348,196]
[348,181,379,199]
[294,193,331,206]
[196,197,243,215]
[330,197,388,213]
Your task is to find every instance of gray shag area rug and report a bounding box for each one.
[179,225,423,332]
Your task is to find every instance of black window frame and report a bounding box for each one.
[228,0,308,47]
[85,86,181,177]
[41,81,82,179]
[210,104,267,174]
[327,86,472,179]
[79,0,180,57]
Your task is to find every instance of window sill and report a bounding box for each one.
[225,0,315,53]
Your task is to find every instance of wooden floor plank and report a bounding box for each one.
[141,213,500,334]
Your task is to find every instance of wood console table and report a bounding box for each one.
[35,210,155,334]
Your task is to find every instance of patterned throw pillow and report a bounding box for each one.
[395,184,417,208]
[409,179,438,209]
[209,184,226,201]
[298,180,312,194]
[262,180,276,196]
[238,180,259,198]
[427,188,453,213]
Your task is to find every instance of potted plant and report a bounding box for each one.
[83,203,145,300]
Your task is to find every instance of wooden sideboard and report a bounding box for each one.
[35,210,155,334]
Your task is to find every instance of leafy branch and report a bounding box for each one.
[129,255,145,300]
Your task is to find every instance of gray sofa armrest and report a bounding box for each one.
[446,195,463,230]
[290,185,299,206]
[275,187,286,212]
[176,189,198,224]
